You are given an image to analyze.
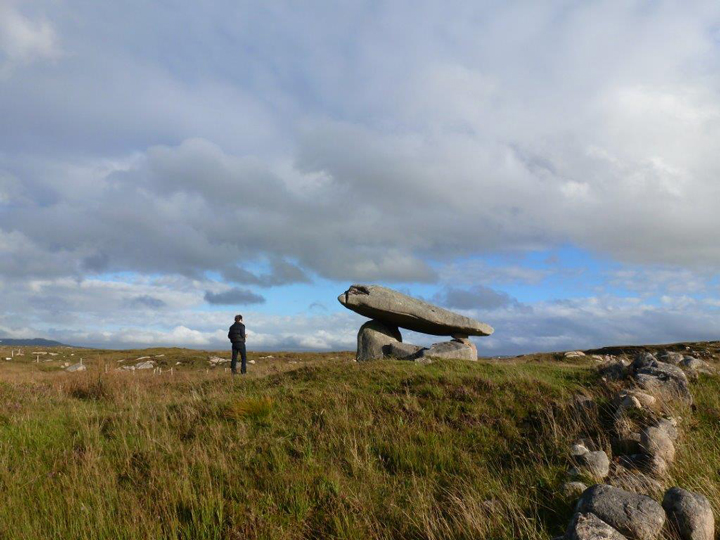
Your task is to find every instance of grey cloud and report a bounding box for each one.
[129,295,166,309]
[433,285,521,311]
[222,258,311,287]
[204,288,265,305]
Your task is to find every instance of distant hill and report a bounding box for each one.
[0,338,73,347]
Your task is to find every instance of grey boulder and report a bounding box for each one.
[640,426,675,464]
[634,360,692,404]
[356,320,402,362]
[575,450,610,480]
[576,484,665,540]
[339,284,493,337]
[418,339,477,361]
[382,341,425,360]
[658,351,685,365]
[566,512,628,540]
[662,487,714,540]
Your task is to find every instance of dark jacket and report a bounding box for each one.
[228,322,246,344]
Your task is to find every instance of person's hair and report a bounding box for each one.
[234,314,243,322]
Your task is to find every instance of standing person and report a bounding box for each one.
[228,314,247,375]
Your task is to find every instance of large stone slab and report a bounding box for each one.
[338,284,494,337]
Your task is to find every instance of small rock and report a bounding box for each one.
[65,362,86,372]
[135,360,155,370]
[600,360,629,381]
[680,357,713,377]
[634,360,692,404]
[571,443,590,457]
[566,512,627,540]
[658,351,685,365]
[576,450,610,480]
[632,352,658,370]
[655,418,679,441]
[662,487,714,540]
[640,426,675,464]
[565,351,586,358]
[618,394,643,413]
[576,484,665,540]
[248,359,256,364]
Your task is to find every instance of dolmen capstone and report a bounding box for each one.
[338,284,494,361]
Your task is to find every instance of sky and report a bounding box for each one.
[1,0,720,355]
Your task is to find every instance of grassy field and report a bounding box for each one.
[0,345,716,539]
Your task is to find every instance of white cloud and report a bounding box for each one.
[0,1,59,74]
[1,1,720,350]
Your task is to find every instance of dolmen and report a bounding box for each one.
[338,284,494,361]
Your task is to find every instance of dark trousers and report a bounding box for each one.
[231,342,247,374]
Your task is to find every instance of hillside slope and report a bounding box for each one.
[0,347,716,539]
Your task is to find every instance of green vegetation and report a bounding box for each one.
[0,347,714,539]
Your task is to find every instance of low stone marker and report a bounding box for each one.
[338,284,493,361]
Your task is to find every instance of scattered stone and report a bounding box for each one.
[600,359,629,381]
[338,284,494,337]
[662,487,714,540]
[135,356,150,360]
[565,351,586,358]
[576,484,665,540]
[208,356,230,364]
[616,389,656,409]
[571,443,590,457]
[655,418,679,441]
[576,450,610,480]
[634,360,692,404]
[680,357,714,378]
[632,352,658,370]
[383,341,425,360]
[562,482,588,499]
[135,360,155,370]
[65,362,86,372]
[617,394,643,413]
[658,351,684,365]
[248,359,256,365]
[356,319,403,362]
[417,340,477,361]
[566,512,628,540]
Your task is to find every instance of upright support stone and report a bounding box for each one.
[356,320,402,362]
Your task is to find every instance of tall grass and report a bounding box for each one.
[0,354,707,539]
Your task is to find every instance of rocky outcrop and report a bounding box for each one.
[557,348,715,539]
